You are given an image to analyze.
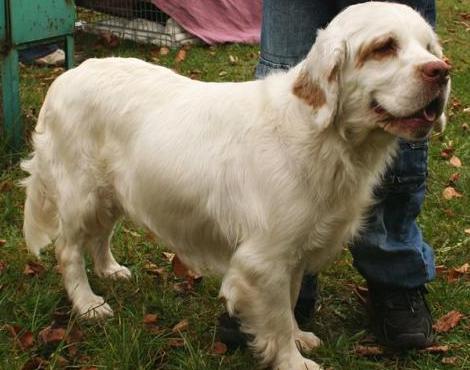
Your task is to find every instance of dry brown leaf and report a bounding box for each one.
[143,314,159,325]
[5,324,35,350]
[0,239,6,246]
[144,262,167,279]
[0,260,6,274]
[218,71,228,77]
[433,310,463,333]
[159,47,170,56]
[172,319,189,333]
[442,187,463,200]
[38,326,66,344]
[449,156,462,168]
[175,49,187,63]
[212,341,228,355]
[168,338,185,348]
[23,261,45,276]
[441,356,458,365]
[21,356,47,370]
[449,172,460,183]
[228,55,238,65]
[435,265,448,276]
[454,263,469,274]
[162,252,175,262]
[354,345,384,356]
[422,344,449,353]
[443,208,455,217]
[351,284,368,305]
[440,147,454,159]
[172,255,190,278]
[462,123,469,131]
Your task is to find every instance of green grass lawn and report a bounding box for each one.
[1,1,469,369]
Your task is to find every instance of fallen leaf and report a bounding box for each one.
[5,324,35,350]
[143,314,159,325]
[23,261,45,276]
[449,172,460,183]
[172,319,189,333]
[0,239,6,246]
[443,208,455,217]
[440,147,454,159]
[159,46,170,56]
[449,155,462,167]
[442,187,463,200]
[52,355,68,367]
[162,252,175,262]
[0,260,6,273]
[168,338,185,347]
[465,228,470,235]
[228,55,238,64]
[462,123,469,131]
[351,284,368,305]
[446,270,460,283]
[19,330,34,350]
[175,48,187,63]
[441,356,458,365]
[172,255,190,278]
[38,326,66,344]
[354,345,384,356]
[454,263,469,274]
[212,341,228,355]
[422,344,449,353]
[433,310,463,333]
[218,71,228,77]
[435,265,447,276]
[144,262,167,279]
[21,356,47,370]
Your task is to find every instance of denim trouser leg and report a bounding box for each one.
[256,0,436,290]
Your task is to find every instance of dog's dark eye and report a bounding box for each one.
[372,37,398,55]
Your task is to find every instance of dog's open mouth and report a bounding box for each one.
[371,96,444,140]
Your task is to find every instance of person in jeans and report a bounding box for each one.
[218,0,436,350]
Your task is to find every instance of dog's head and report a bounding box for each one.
[292,1,450,141]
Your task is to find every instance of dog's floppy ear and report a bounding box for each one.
[292,30,346,130]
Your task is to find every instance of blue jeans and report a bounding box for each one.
[256,0,436,289]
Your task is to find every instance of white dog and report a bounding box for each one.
[22,2,450,369]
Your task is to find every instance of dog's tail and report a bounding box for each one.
[20,105,59,256]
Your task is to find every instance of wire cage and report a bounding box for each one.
[76,0,199,48]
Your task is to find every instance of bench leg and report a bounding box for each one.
[2,47,22,151]
[65,34,74,69]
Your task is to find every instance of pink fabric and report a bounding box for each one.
[152,0,262,44]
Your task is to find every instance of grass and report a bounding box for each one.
[1,0,469,369]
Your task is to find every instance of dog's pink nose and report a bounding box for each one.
[420,60,450,84]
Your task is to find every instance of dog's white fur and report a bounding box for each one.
[22,3,450,369]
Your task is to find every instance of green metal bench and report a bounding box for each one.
[1,0,75,151]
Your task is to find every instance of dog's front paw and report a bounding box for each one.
[295,330,322,353]
[275,357,322,370]
[75,295,114,319]
[96,264,132,280]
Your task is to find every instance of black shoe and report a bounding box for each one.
[367,283,434,349]
[215,312,249,350]
[294,274,318,326]
[216,276,318,350]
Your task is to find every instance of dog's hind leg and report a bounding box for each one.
[88,225,131,280]
[220,240,321,370]
[55,186,116,319]
[55,232,114,319]
[290,266,322,353]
